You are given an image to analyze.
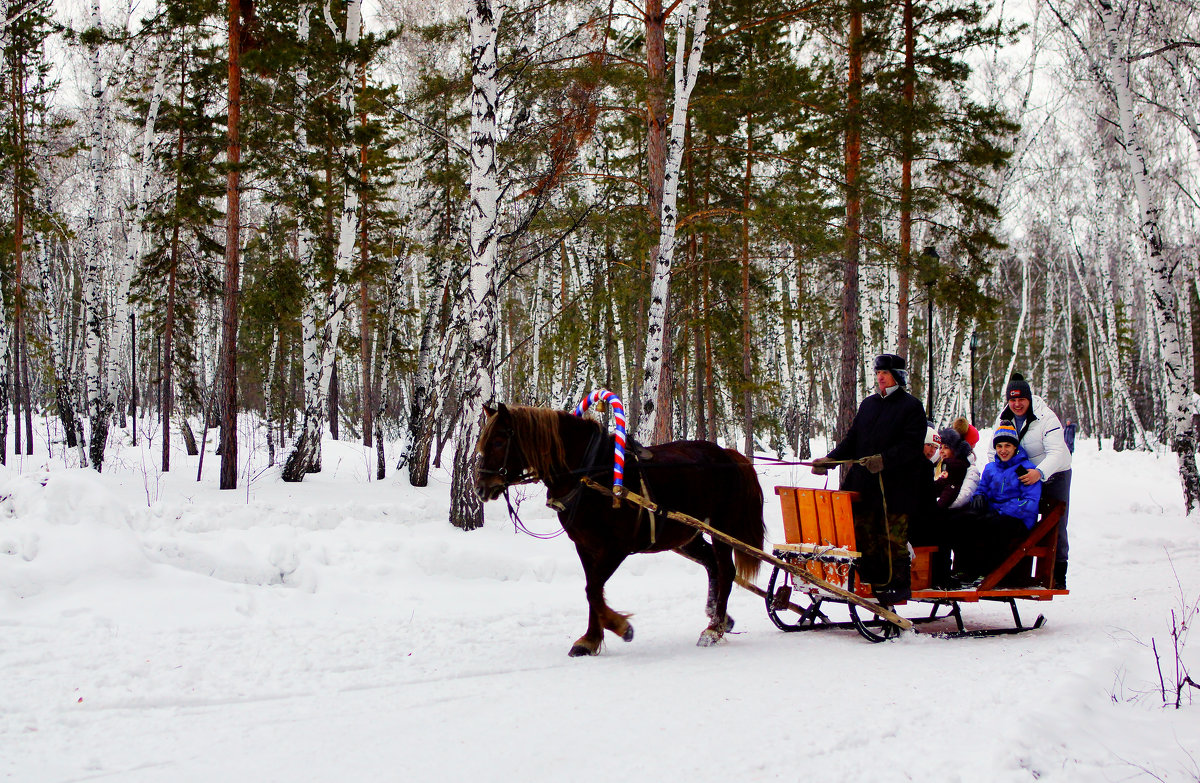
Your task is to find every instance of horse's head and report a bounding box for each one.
[475,403,525,501]
[475,403,571,500]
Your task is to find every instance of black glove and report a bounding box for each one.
[811,456,836,476]
[862,454,884,474]
[969,494,987,513]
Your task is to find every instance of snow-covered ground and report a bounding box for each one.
[2,422,1198,782]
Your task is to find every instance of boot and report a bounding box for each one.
[1053,560,1068,590]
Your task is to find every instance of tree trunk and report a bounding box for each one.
[34,191,82,456]
[180,416,198,456]
[12,327,22,457]
[1001,251,1030,388]
[897,0,914,358]
[360,135,373,448]
[163,119,182,472]
[12,50,27,458]
[265,329,279,466]
[219,0,243,490]
[636,0,709,445]
[407,252,451,487]
[83,0,111,471]
[645,0,667,232]
[838,0,864,439]
[329,363,340,440]
[1098,0,1200,510]
[450,0,504,530]
[282,5,324,482]
[741,109,753,455]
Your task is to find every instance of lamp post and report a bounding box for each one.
[921,247,940,417]
[969,331,979,425]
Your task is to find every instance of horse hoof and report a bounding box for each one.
[696,629,723,647]
[723,615,735,633]
[622,624,635,643]
[569,643,599,657]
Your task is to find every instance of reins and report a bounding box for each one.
[493,425,610,540]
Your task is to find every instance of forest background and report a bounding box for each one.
[2,0,1199,528]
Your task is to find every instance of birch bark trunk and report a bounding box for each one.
[635,0,708,445]
[1001,251,1029,388]
[282,6,320,473]
[407,251,451,486]
[1098,0,1200,510]
[449,0,503,530]
[34,194,84,462]
[82,0,111,470]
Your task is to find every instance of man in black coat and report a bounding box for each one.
[812,354,928,603]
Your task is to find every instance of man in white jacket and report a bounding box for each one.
[988,373,1072,588]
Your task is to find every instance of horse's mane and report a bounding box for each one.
[483,405,596,480]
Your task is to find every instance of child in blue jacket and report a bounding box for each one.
[948,421,1042,583]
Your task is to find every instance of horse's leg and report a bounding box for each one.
[570,547,629,657]
[696,539,737,647]
[678,535,735,644]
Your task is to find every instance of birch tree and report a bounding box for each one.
[448,0,503,530]
[1097,0,1200,510]
[635,0,708,445]
[81,0,112,470]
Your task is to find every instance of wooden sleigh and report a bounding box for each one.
[765,487,1069,641]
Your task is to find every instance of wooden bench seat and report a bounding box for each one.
[912,501,1069,601]
[774,486,864,593]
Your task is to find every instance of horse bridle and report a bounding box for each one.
[479,422,610,538]
[476,426,539,492]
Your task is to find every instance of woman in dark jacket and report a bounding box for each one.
[911,427,972,587]
[933,428,972,510]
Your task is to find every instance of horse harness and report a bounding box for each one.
[486,423,663,548]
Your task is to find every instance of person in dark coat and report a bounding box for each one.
[811,354,928,603]
[933,428,972,510]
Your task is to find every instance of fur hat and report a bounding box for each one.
[873,353,908,387]
[993,421,1020,447]
[939,427,972,460]
[1006,372,1032,402]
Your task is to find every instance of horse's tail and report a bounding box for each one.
[724,448,765,584]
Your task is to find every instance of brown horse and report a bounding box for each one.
[474,403,765,656]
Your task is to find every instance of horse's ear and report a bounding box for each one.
[483,404,497,418]
[497,402,509,415]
